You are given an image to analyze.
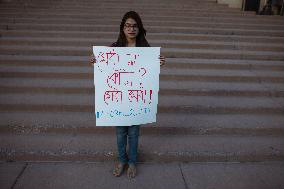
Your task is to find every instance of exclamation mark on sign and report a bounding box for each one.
[97,111,103,118]
[149,90,152,104]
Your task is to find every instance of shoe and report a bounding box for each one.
[113,162,126,177]
[127,164,137,179]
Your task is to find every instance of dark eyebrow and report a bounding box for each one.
[125,23,137,25]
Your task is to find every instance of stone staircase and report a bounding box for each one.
[0,0,284,163]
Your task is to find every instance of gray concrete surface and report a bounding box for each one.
[1,112,284,130]
[1,132,284,162]
[1,161,284,189]
[0,162,26,189]
[1,31,284,43]
[0,93,282,108]
[181,162,284,189]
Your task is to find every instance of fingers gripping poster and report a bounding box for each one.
[93,46,160,126]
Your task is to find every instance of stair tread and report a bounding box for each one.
[1,55,283,67]
[1,133,283,157]
[1,65,283,78]
[2,30,284,43]
[1,45,283,55]
[1,78,283,93]
[2,37,284,49]
[0,93,283,108]
[1,112,284,129]
[1,16,284,25]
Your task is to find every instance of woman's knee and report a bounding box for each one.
[116,126,128,136]
[128,125,140,137]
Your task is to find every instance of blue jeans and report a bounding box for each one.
[116,125,140,165]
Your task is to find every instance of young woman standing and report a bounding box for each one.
[90,11,165,179]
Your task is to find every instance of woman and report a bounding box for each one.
[90,11,165,179]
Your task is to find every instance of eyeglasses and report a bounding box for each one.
[124,23,138,30]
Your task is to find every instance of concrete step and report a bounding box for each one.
[2,23,284,37]
[0,1,229,8]
[0,77,283,96]
[2,14,283,24]
[1,84,283,97]
[1,71,283,83]
[0,0,224,6]
[163,49,284,60]
[1,132,283,162]
[0,1,230,7]
[0,7,255,16]
[1,112,284,135]
[1,37,284,52]
[2,30,284,44]
[1,63,284,82]
[1,46,283,61]
[1,12,281,23]
[0,64,283,78]
[261,83,284,92]
[1,18,284,31]
[0,1,221,6]
[0,12,261,23]
[0,6,245,13]
[0,56,284,71]
[0,103,283,115]
[0,93,283,113]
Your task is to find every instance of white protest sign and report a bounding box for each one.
[93,46,160,126]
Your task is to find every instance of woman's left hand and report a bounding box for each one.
[159,55,165,66]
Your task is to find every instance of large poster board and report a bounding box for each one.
[93,46,160,126]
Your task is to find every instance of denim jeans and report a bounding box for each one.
[116,125,140,165]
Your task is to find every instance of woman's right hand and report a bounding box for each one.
[90,54,96,65]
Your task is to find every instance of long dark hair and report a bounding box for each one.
[115,11,150,47]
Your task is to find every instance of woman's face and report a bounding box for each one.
[123,18,139,40]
